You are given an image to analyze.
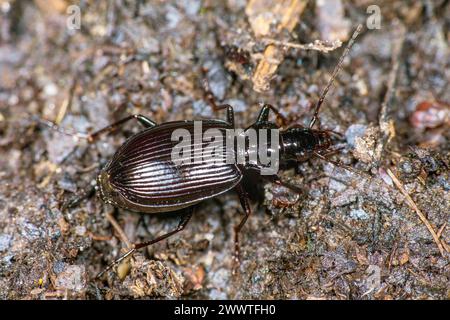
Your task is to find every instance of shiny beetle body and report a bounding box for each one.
[96,108,332,215]
[97,120,241,214]
[91,26,362,278]
[92,104,336,278]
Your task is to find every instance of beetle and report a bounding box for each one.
[45,26,362,278]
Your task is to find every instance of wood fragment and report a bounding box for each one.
[55,79,77,125]
[376,23,405,161]
[437,222,446,239]
[386,168,445,257]
[437,223,449,253]
[106,210,132,249]
[246,0,308,92]
[88,232,113,242]
[261,38,342,53]
[34,0,69,15]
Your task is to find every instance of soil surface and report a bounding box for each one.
[0,0,449,299]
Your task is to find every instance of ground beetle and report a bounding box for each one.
[47,26,362,278]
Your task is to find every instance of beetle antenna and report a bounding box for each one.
[309,24,363,129]
[31,115,90,141]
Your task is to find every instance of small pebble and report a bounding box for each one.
[349,208,369,220]
[0,234,12,251]
[55,265,87,292]
[204,60,229,101]
[345,124,367,148]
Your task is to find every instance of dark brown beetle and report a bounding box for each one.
[47,26,361,278]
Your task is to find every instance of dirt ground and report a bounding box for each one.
[0,0,449,299]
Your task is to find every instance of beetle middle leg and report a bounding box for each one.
[96,206,194,279]
[245,164,304,195]
[254,104,289,128]
[313,151,366,177]
[233,183,252,274]
[202,79,235,127]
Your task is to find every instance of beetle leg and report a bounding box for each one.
[254,104,289,128]
[313,151,366,177]
[245,165,304,194]
[96,206,194,279]
[233,183,252,274]
[211,104,235,127]
[225,105,235,127]
[316,146,345,160]
[202,79,235,127]
[134,207,194,250]
[261,174,304,195]
[61,185,96,212]
[87,114,157,142]
[202,78,220,110]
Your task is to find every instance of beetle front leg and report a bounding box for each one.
[233,183,252,274]
[261,174,304,195]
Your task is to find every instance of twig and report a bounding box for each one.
[376,23,406,161]
[55,78,77,125]
[88,231,113,242]
[247,0,308,92]
[437,222,447,239]
[261,38,342,53]
[106,210,132,249]
[386,168,445,257]
[437,223,450,253]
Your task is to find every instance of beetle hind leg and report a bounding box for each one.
[133,206,194,250]
[87,114,157,142]
[96,206,194,279]
[232,184,252,274]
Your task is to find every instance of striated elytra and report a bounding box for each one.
[97,120,241,213]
